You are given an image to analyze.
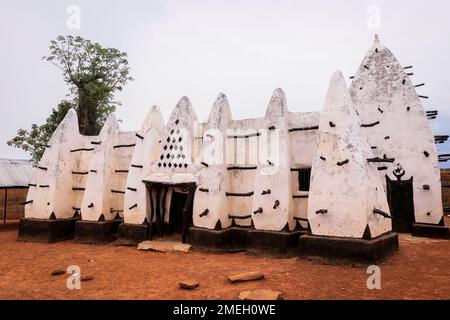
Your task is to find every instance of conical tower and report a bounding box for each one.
[192,93,232,230]
[300,71,398,262]
[251,88,293,231]
[350,35,448,237]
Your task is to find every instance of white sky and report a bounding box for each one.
[1,0,449,167]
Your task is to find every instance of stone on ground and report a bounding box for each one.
[238,289,283,300]
[228,271,264,283]
[172,243,191,253]
[137,240,191,253]
[178,280,199,290]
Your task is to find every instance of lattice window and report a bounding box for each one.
[157,120,189,169]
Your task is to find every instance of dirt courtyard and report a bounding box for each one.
[0,221,449,300]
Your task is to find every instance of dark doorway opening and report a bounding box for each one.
[145,182,196,243]
[168,191,188,235]
[386,175,415,233]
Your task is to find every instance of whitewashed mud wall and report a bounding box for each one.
[27,92,319,232]
[115,90,319,232]
[288,112,320,228]
[192,90,318,231]
[26,109,137,222]
[308,71,392,238]
[252,89,293,231]
[143,97,200,224]
[350,35,443,225]
[81,114,136,221]
[193,93,232,229]
[149,96,199,179]
[123,106,164,225]
[225,118,261,228]
[25,109,96,219]
[72,137,97,212]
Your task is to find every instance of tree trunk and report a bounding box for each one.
[78,88,98,136]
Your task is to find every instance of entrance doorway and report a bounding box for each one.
[145,182,196,243]
[168,191,188,235]
[386,175,415,233]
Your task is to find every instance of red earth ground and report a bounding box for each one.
[0,221,449,300]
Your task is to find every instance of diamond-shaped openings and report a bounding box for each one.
[157,122,191,171]
[157,161,188,170]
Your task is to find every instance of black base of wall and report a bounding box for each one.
[298,232,399,264]
[117,223,151,245]
[188,226,248,253]
[75,219,122,244]
[17,217,78,243]
[247,229,304,257]
[188,226,304,256]
[412,223,450,239]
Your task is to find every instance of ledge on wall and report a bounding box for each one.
[411,221,450,239]
[188,226,248,253]
[188,226,305,257]
[75,219,122,244]
[116,223,151,246]
[17,217,79,243]
[298,232,399,264]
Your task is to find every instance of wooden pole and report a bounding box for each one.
[147,185,154,240]
[161,186,168,235]
[155,187,162,237]
[3,188,7,224]
[181,184,196,244]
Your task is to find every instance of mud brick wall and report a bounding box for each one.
[0,188,28,221]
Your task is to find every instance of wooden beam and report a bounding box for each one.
[288,126,319,132]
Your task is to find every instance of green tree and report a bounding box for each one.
[8,35,133,164]
[8,101,73,165]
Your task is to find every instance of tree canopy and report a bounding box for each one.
[8,35,133,164]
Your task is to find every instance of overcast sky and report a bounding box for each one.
[1,0,449,167]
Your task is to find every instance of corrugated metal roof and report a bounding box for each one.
[0,158,34,188]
